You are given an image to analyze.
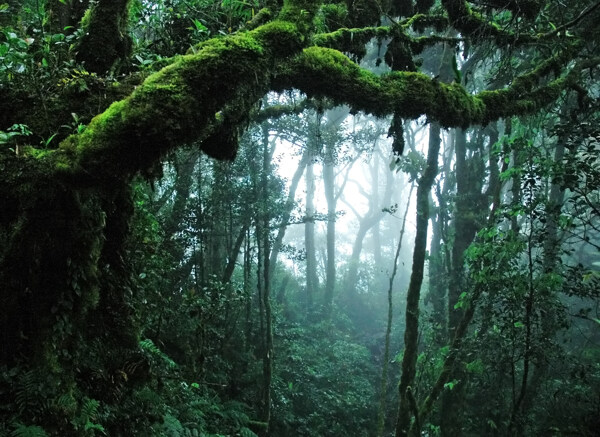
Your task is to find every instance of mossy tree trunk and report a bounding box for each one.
[441,128,485,437]
[394,122,441,437]
[48,0,90,34]
[75,0,132,73]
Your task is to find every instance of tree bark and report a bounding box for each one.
[395,122,441,437]
[323,138,336,312]
[305,145,319,310]
[269,148,308,276]
[377,183,414,437]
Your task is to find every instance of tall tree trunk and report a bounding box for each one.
[415,141,508,431]
[441,128,481,437]
[427,212,447,344]
[323,139,336,313]
[395,122,441,437]
[372,152,383,267]
[305,149,319,310]
[269,149,308,277]
[260,126,274,434]
[223,223,250,283]
[377,183,414,437]
[343,153,394,296]
[427,134,455,344]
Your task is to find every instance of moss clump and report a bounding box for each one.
[315,3,349,32]
[246,7,273,30]
[312,26,391,60]
[76,0,132,73]
[254,20,305,54]
[279,0,321,24]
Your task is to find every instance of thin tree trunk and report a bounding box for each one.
[260,127,274,434]
[305,150,319,310]
[518,139,566,422]
[377,183,414,437]
[395,122,441,437]
[343,154,394,296]
[269,149,308,277]
[323,140,336,313]
[442,127,488,436]
[427,135,455,344]
[222,223,249,283]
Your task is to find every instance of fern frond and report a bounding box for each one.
[80,398,100,423]
[140,339,177,369]
[9,424,48,437]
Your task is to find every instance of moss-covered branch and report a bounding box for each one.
[49,17,588,187]
[58,21,305,181]
[313,25,462,60]
[274,45,589,128]
[441,0,529,43]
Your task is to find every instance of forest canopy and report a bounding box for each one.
[1,0,599,436]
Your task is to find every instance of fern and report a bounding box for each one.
[9,424,48,437]
[15,371,38,414]
[54,393,77,415]
[72,398,106,436]
[140,339,177,369]
[161,413,184,437]
[80,398,100,423]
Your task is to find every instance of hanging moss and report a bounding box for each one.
[385,31,418,71]
[485,0,542,19]
[346,0,380,28]
[441,0,523,44]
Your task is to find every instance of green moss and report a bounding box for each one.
[60,20,308,178]
[315,3,349,32]
[80,6,92,29]
[75,0,132,73]
[279,0,320,22]
[246,7,273,30]
[276,44,579,128]
[254,20,305,54]
[312,26,390,60]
